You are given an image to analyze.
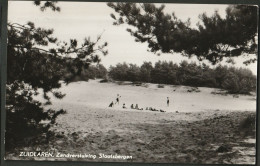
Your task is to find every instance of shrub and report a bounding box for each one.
[239,114,255,130]
[100,79,109,83]
[222,72,256,94]
[157,84,164,88]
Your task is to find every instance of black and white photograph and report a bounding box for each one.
[5,1,258,164]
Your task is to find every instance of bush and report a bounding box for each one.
[238,113,256,137]
[239,114,255,130]
[222,71,256,94]
[132,81,142,86]
[100,79,109,83]
[187,87,200,93]
[157,84,164,88]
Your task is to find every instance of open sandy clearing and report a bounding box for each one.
[45,79,256,113]
[6,80,256,164]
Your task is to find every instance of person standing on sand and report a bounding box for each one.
[115,94,121,105]
[167,97,169,107]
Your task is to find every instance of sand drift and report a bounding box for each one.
[44,80,256,113]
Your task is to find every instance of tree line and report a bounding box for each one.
[108,61,256,94]
[68,64,108,82]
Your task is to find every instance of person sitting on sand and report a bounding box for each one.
[131,104,134,109]
[109,101,114,107]
[123,103,126,109]
[135,104,139,109]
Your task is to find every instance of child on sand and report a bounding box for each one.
[115,94,121,105]
[109,101,114,107]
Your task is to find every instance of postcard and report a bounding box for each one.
[4,1,258,164]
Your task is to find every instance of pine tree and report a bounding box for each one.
[108,3,257,65]
[6,2,108,150]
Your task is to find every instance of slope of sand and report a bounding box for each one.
[6,80,256,164]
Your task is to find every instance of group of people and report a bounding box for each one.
[108,94,171,113]
[130,104,143,110]
[145,107,166,112]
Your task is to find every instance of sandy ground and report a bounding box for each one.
[5,80,257,164]
[43,79,256,113]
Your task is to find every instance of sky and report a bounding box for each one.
[8,1,258,75]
